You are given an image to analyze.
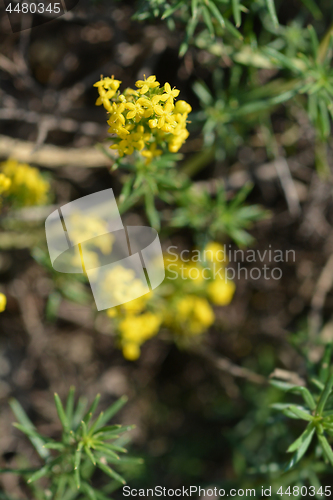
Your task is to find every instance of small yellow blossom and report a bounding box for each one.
[95,88,115,112]
[135,75,160,94]
[0,293,6,313]
[154,101,176,129]
[159,82,180,103]
[108,102,126,126]
[94,76,122,111]
[93,76,121,91]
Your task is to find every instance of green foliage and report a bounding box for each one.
[192,69,299,162]
[263,24,333,153]
[2,389,141,500]
[172,182,268,246]
[114,152,189,230]
[133,0,322,56]
[131,1,333,176]
[32,247,92,321]
[271,345,333,472]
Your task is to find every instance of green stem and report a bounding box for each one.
[180,145,216,178]
[117,185,146,215]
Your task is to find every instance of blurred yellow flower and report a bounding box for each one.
[169,295,215,335]
[106,307,118,318]
[119,312,162,360]
[0,293,6,313]
[1,158,49,206]
[0,173,11,195]
[101,266,148,306]
[122,342,141,361]
[207,278,235,306]
[203,241,227,264]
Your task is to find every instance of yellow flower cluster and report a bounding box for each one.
[106,242,235,361]
[0,293,6,313]
[0,158,50,207]
[94,75,191,163]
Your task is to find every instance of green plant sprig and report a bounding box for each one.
[271,346,333,472]
[133,0,322,56]
[3,389,141,500]
[172,181,269,247]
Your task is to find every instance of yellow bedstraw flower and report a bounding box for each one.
[0,293,6,312]
[1,158,49,206]
[94,76,121,111]
[159,82,180,103]
[135,75,160,94]
[94,74,191,163]
[154,101,177,130]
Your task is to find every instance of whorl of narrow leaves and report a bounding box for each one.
[5,389,142,499]
[270,346,333,471]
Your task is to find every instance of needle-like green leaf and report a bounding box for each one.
[54,393,69,431]
[232,0,241,27]
[83,394,101,426]
[206,0,225,29]
[96,460,126,485]
[284,426,315,471]
[65,386,75,424]
[317,432,333,466]
[317,372,333,415]
[287,425,315,453]
[10,399,49,460]
[265,0,279,28]
[287,405,313,421]
[96,396,128,429]
[27,465,51,484]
